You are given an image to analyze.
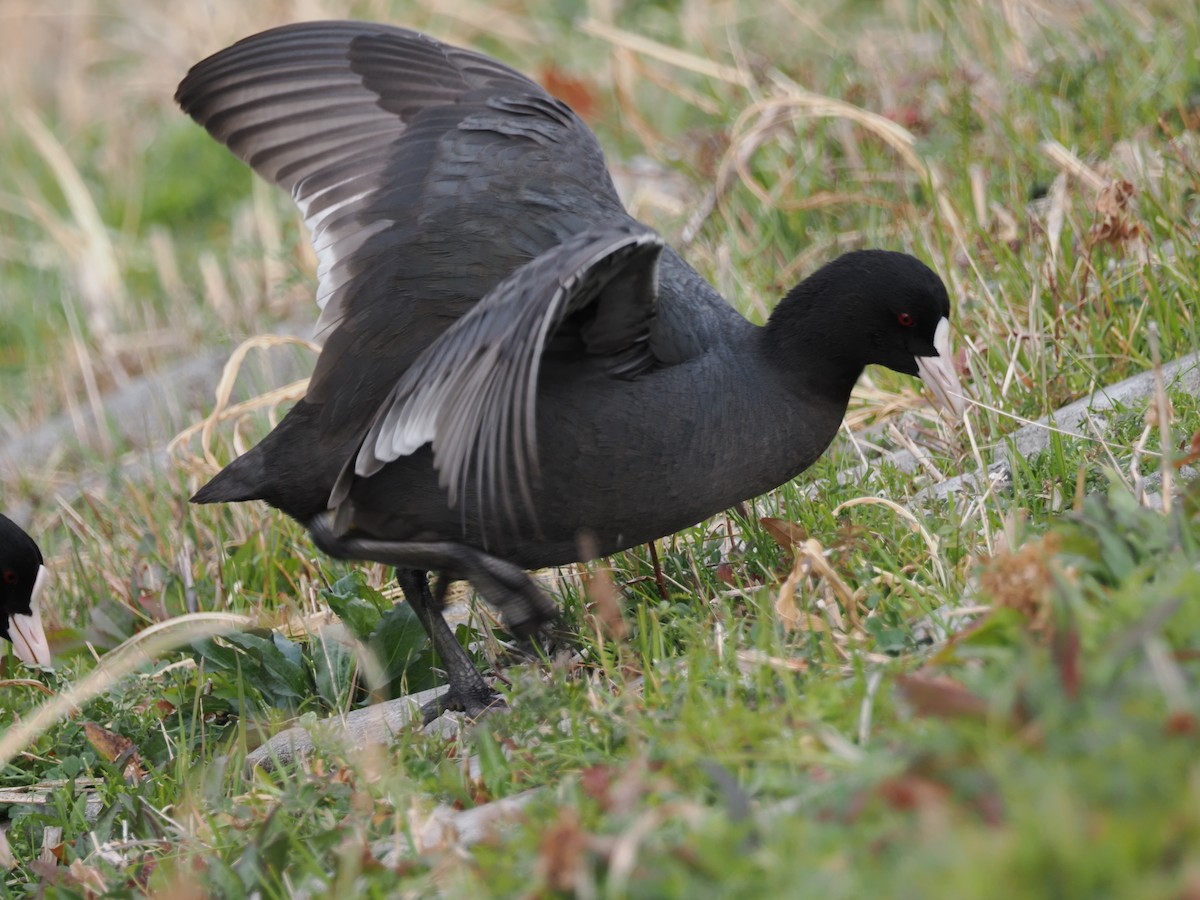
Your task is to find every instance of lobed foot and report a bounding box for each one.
[420,683,506,724]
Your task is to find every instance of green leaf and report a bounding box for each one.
[323,572,389,639]
[367,600,439,695]
[192,630,313,711]
[310,630,356,710]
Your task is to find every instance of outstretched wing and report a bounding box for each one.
[176,20,627,343]
[330,225,665,529]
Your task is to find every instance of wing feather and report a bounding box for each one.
[176,20,622,341]
[330,226,665,533]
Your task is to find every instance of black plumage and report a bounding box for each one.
[0,514,51,668]
[179,21,963,718]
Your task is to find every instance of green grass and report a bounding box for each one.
[3,0,1200,895]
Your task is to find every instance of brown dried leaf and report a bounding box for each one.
[27,860,61,882]
[774,543,836,633]
[536,807,589,893]
[583,563,628,641]
[774,565,802,632]
[974,790,1006,826]
[133,698,176,718]
[800,539,859,628]
[84,721,134,763]
[978,533,1062,635]
[135,593,169,623]
[760,517,807,550]
[896,673,991,720]
[883,104,930,134]
[607,757,658,818]
[83,721,145,781]
[28,857,108,897]
[773,588,828,634]
[1089,179,1145,246]
[66,859,109,896]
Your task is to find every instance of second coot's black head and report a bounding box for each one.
[0,514,52,668]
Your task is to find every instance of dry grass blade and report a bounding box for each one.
[0,613,254,769]
[607,803,705,895]
[798,538,860,628]
[963,395,1165,460]
[776,537,860,631]
[168,334,317,471]
[834,497,947,587]
[0,679,54,696]
[578,19,945,252]
[1147,322,1173,512]
[774,555,827,634]
[707,73,965,247]
[16,108,127,346]
[3,1,1200,891]
[734,649,807,673]
[582,561,628,643]
[1040,139,1108,193]
[579,19,752,87]
[0,779,100,808]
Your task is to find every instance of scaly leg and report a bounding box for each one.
[392,568,499,722]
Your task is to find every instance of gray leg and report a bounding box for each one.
[392,569,499,722]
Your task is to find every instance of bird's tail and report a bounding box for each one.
[191,448,267,504]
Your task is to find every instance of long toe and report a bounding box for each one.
[466,556,560,639]
[497,579,562,640]
[420,687,507,725]
[504,619,578,664]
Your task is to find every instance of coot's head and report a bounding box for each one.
[772,249,964,416]
[0,514,52,667]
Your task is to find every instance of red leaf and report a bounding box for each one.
[1176,429,1200,469]
[715,562,737,585]
[1165,711,1197,736]
[877,774,951,811]
[896,673,990,720]
[539,65,599,121]
[883,105,930,133]
[580,765,615,810]
[1052,627,1081,700]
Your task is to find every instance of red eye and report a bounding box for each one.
[2,570,16,586]
[897,312,914,327]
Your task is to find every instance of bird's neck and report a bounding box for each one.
[760,288,864,402]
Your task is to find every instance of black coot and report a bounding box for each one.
[0,514,52,667]
[178,21,963,718]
